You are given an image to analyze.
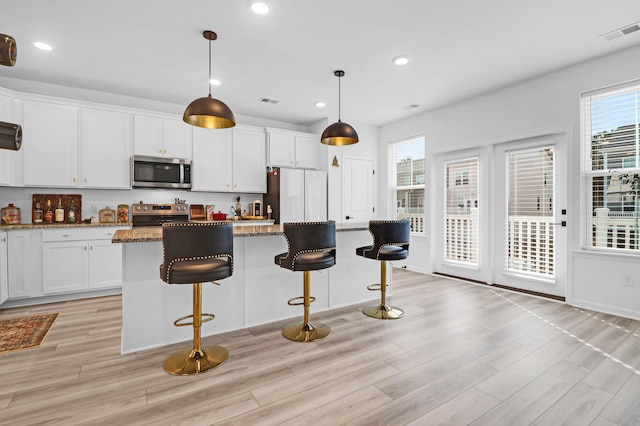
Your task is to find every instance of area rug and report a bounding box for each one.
[0,313,59,354]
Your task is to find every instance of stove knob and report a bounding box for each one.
[135,205,141,211]
[143,206,148,211]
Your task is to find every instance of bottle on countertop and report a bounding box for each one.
[44,200,53,223]
[33,202,44,224]
[67,199,76,223]
[1,203,20,225]
[55,198,64,223]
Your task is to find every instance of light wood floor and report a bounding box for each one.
[1,269,640,425]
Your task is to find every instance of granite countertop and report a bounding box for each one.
[112,222,370,243]
[0,222,132,230]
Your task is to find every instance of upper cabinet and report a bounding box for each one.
[81,108,132,189]
[267,129,319,170]
[133,114,192,159]
[192,125,266,193]
[23,100,79,187]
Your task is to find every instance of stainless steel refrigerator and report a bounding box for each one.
[264,167,328,224]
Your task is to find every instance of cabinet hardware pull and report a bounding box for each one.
[62,234,69,237]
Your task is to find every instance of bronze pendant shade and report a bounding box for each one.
[321,70,358,146]
[183,31,236,129]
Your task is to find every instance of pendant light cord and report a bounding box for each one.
[338,74,342,122]
[208,38,212,97]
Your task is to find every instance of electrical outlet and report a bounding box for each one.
[623,274,635,287]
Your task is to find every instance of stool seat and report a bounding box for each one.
[356,220,410,320]
[159,221,233,375]
[275,251,335,271]
[356,245,408,261]
[164,258,232,284]
[276,221,336,342]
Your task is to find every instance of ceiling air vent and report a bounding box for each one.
[258,97,279,104]
[601,22,640,41]
[402,104,420,110]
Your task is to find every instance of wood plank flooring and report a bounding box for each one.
[1,269,640,425]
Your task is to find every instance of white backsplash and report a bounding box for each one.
[0,186,262,223]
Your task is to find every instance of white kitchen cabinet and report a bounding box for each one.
[23,100,79,187]
[42,228,124,295]
[81,108,132,188]
[134,114,192,159]
[267,129,319,170]
[7,230,38,299]
[191,125,266,193]
[232,127,267,193]
[0,231,8,305]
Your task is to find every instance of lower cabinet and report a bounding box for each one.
[42,228,125,295]
[0,231,8,305]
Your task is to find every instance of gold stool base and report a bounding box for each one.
[362,304,404,320]
[282,321,331,342]
[163,345,228,376]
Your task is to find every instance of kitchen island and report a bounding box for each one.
[113,223,390,353]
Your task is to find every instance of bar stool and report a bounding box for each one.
[275,221,336,342]
[159,221,233,375]
[356,220,410,320]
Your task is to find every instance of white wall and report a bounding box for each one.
[379,44,640,320]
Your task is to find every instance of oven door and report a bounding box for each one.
[132,156,191,189]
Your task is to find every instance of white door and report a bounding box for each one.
[492,137,567,297]
[343,157,375,222]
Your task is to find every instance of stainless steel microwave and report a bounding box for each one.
[131,155,191,189]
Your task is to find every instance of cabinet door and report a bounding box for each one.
[0,94,13,185]
[89,240,123,289]
[268,132,295,167]
[81,108,132,188]
[0,232,7,305]
[8,231,33,298]
[162,119,191,159]
[23,100,79,187]
[43,241,88,294]
[192,127,233,192]
[133,115,163,156]
[233,128,266,193]
[295,135,319,169]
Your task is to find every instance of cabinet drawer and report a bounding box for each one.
[42,227,128,242]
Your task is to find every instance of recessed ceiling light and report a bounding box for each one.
[315,102,326,108]
[393,56,409,66]
[250,1,269,14]
[34,41,52,51]
[209,78,221,86]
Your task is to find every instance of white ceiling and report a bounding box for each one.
[1,0,640,128]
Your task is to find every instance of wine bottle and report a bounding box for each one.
[55,198,64,223]
[67,200,76,223]
[44,200,53,223]
[34,202,44,224]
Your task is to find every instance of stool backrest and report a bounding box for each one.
[279,221,336,270]
[161,221,233,267]
[368,219,410,255]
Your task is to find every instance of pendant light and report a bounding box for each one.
[321,70,358,146]
[183,30,236,129]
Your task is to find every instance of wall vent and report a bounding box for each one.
[601,22,640,41]
[258,97,279,104]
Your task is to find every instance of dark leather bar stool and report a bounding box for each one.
[356,220,410,319]
[159,221,233,375]
[275,221,336,342]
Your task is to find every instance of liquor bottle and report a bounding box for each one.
[67,199,76,223]
[44,200,53,223]
[33,202,44,224]
[55,198,64,223]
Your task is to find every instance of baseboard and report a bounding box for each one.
[571,298,640,322]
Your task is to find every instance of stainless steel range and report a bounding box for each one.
[131,203,189,227]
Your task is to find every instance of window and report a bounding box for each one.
[390,137,425,233]
[444,158,479,265]
[582,81,640,251]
